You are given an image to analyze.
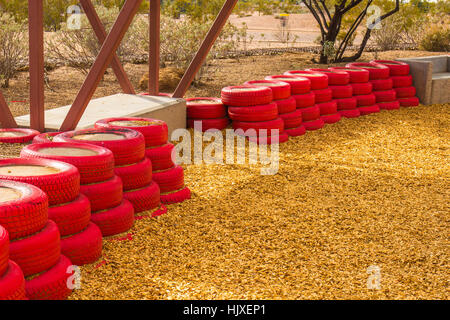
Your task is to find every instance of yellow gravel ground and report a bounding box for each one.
[1,103,448,300]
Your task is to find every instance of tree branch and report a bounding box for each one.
[302,0,327,37]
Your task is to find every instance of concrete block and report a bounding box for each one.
[15,94,186,136]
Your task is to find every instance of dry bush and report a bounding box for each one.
[0,13,28,88]
[420,26,450,52]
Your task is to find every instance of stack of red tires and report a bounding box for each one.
[347,62,393,113]
[256,77,305,137]
[186,98,229,131]
[0,179,73,300]
[20,141,131,239]
[95,118,190,206]
[371,60,420,107]
[0,129,40,144]
[303,69,343,124]
[329,67,371,118]
[0,224,26,300]
[222,85,287,144]
[283,70,327,130]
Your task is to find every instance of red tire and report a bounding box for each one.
[80,175,123,212]
[0,158,80,206]
[351,82,373,95]
[339,109,361,118]
[152,166,184,193]
[0,261,26,300]
[32,132,62,144]
[292,92,315,108]
[9,220,60,277]
[145,143,175,171]
[345,62,390,80]
[391,75,413,88]
[94,117,168,148]
[123,182,160,214]
[279,109,303,129]
[285,125,306,137]
[321,113,341,124]
[248,132,289,145]
[60,222,102,266]
[359,105,380,116]
[394,86,416,98]
[371,60,410,76]
[186,98,227,119]
[228,103,278,122]
[0,226,8,276]
[373,89,396,103]
[54,128,145,166]
[48,194,91,237]
[91,200,135,237]
[232,118,284,136]
[329,85,353,99]
[329,67,370,83]
[317,101,338,116]
[264,75,311,94]
[275,97,297,114]
[221,85,273,106]
[355,94,376,107]
[283,70,328,89]
[299,105,320,121]
[378,101,400,110]
[187,118,229,131]
[312,88,332,103]
[303,118,325,131]
[370,78,393,91]
[114,157,153,191]
[244,80,291,100]
[21,142,115,185]
[0,129,40,144]
[25,255,73,300]
[160,187,191,205]
[398,97,420,107]
[335,97,357,110]
[0,180,48,241]
[305,68,350,85]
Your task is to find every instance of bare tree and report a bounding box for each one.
[301,0,400,63]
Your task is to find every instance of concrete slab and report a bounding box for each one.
[15,94,187,136]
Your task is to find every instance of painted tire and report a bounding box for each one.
[398,97,420,107]
[371,60,410,76]
[228,103,278,122]
[299,105,321,122]
[80,175,123,212]
[284,70,328,89]
[232,118,284,136]
[317,101,338,116]
[305,68,350,85]
[303,118,325,131]
[0,129,40,144]
[145,143,175,171]
[321,113,341,124]
[329,85,353,99]
[391,75,413,88]
[123,182,161,214]
[370,78,393,91]
[394,86,416,98]
[264,75,311,94]
[94,117,168,148]
[355,94,376,107]
[91,200,135,237]
[186,98,227,119]
[0,158,80,206]
[373,89,397,103]
[48,194,91,237]
[0,226,8,276]
[187,118,229,131]
[160,187,191,205]
[339,109,361,118]
[60,222,102,266]
[0,261,26,300]
[279,109,303,129]
[244,80,291,100]
[358,105,380,116]
[152,166,184,193]
[32,132,62,144]
[21,142,115,185]
[335,97,358,110]
[345,62,390,80]
[221,85,273,106]
[275,97,297,114]
[54,128,145,166]
[9,220,60,277]
[285,125,306,137]
[311,88,332,103]
[114,157,153,191]
[292,92,316,108]
[329,67,370,83]
[351,82,373,95]
[378,101,400,110]
[0,180,48,241]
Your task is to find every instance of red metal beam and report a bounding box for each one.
[28,0,45,132]
[148,0,160,95]
[79,0,135,94]
[0,92,17,128]
[172,0,238,98]
[60,0,143,131]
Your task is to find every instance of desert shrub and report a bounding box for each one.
[133,14,250,79]
[372,16,404,50]
[420,27,450,52]
[46,5,139,74]
[0,13,28,88]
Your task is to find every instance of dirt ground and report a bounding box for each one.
[1,50,447,119]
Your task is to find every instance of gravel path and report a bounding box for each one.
[63,103,448,300]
